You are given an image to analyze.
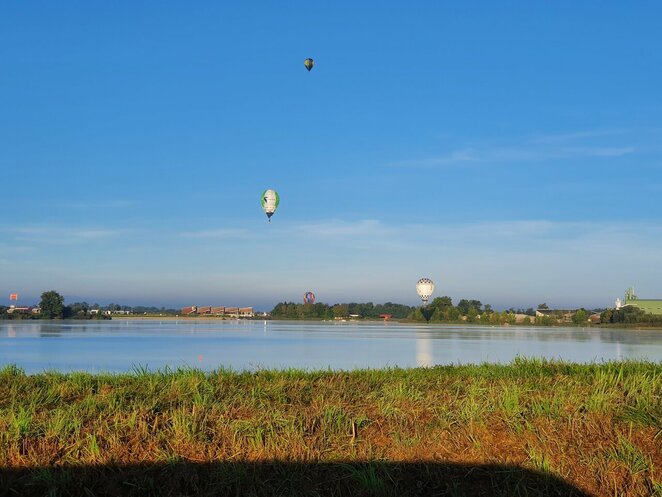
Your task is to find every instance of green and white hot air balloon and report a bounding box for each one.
[261,189,280,222]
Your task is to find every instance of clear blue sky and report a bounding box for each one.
[1,1,661,310]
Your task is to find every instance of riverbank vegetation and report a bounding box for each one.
[1,360,660,496]
[271,301,417,320]
[270,298,538,322]
[601,306,662,326]
[270,297,662,328]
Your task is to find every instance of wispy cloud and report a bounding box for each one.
[531,129,629,144]
[388,130,637,168]
[1,225,126,245]
[296,219,395,238]
[62,199,138,209]
[177,228,253,239]
[389,146,636,168]
[387,150,479,168]
[283,218,662,261]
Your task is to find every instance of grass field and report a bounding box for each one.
[1,359,660,496]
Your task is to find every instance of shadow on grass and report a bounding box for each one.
[0,461,593,496]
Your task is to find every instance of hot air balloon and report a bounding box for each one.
[303,291,315,304]
[261,189,279,222]
[304,58,314,72]
[416,278,435,306]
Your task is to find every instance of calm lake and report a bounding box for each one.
[1,319,661,374]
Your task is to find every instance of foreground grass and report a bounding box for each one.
[0,359,660,496]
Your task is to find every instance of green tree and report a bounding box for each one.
[411,308,427,322]
[444,307,461,322]
[538,303,549,310]
[40,290,65,319]
[505,312,516,325]
[429,296,453,313]
[68,302,89,316]
[466,308,479,323]
[535,315,554,326]
[572,309,589,325]
[430,307,446,322]
[332,304,348,318]
[457,299,482,315]
[600,309,613,323]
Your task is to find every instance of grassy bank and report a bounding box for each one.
[1,360,660,496]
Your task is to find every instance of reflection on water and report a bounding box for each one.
[0,320,661,374]
[416,332,433,367]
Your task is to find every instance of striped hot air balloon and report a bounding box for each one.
[303,291,315,304]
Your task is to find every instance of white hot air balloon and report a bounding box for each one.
[261,189,280,222]
[416,278,434,306]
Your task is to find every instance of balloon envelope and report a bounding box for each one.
[261,189,280,221]
[304,58,314,71]
[416,278,435,305]
[303,291,315,304]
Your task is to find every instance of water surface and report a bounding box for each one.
[1,319,661,374]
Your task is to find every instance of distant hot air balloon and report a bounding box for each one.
[303,291,315,304]
[416,278,435,306]
[261,189,280,222]
[304,58,314,72]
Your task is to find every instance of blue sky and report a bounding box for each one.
[1,1,661,310]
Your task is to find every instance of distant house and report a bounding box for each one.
[535,309,575,323]
[514,314,532,324]
[7,305,32,314]
[180,305,253,317]
[238,307,254,317]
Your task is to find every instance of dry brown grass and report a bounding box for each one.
[0,360,660,496]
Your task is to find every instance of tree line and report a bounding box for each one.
[271,301,417,320]
[409,297,542,324]
[0,291,177,320]
[599,306,662,325]
[271,297,662,327]
[270,297,540,323]
[0,291,109,320]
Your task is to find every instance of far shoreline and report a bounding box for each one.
[102,315,662,330]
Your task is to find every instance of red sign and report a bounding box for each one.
[9,293,18,301]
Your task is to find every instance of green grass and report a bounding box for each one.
[0,359,660,496]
